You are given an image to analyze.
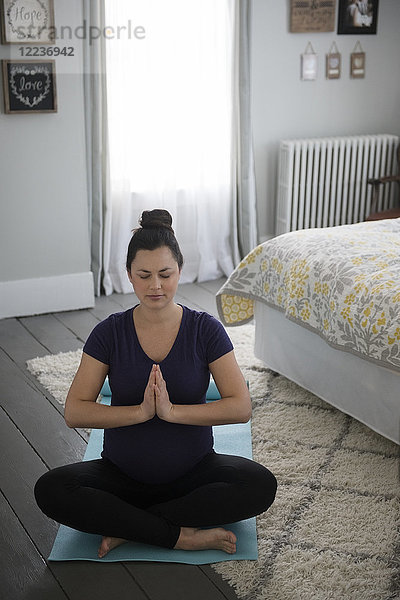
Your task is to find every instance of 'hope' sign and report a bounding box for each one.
[5,0,50,40]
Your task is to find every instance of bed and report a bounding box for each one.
[216,218,400,445]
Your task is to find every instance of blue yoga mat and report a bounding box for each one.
[48,383,257,564]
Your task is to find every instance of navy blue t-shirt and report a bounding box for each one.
[83,304,233,484]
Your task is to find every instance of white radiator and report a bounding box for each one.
[276,134,400,235]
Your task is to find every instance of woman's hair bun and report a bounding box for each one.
[140,209,174,233]
[127,208,184,271]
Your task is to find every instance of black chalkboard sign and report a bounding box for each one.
[2,59,57,113]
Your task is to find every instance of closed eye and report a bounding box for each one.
[139,274,170,279]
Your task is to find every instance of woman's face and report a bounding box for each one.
[127,246,181,310]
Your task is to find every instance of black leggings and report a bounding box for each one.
[35,451,277,549]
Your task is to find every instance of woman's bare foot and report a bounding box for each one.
[98,536,128,558]
[174,527,237,554]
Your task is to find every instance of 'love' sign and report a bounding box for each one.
[3,60,57,113]
[9,64,51,108]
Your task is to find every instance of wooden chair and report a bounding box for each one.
[366,144,400,221]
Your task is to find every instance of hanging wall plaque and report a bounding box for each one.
[326,42,341,79]
[350,41,365,78]
[301,42,317,81]
[290,0,336,33]
[2,59,57,113]
[0,0,55,44]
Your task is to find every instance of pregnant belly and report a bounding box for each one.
[102,418,213,484]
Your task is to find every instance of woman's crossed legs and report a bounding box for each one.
[34,451,277,558]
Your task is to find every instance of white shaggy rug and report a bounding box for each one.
[27,325,400,600]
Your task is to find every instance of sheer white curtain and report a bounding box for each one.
[103,0,237,293]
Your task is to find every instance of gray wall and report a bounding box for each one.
[251,0,400,240]
[1,1,399,316]
[0,0,93,317]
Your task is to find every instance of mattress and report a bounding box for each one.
[254,301,400,444]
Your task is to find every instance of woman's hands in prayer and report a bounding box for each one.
[140,364,157,421]
[139,351,252,427]
[140,364,174,422]
[154,365,175,421]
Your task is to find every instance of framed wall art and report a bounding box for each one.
[338,0,379,35]
[2,60,57,113]
[350,42,365,78]
[326,42,341,79]
[290,0,336,33]
[1,0,55,44]
[301,42,317,81]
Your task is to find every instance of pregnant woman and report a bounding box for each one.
[35,209,277,558]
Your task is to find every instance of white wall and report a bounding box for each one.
[1,1,399,318]
[0,0,93,318]
[251,0,400,240]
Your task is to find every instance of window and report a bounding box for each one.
[104,0,236,289]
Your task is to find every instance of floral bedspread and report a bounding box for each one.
[216,219,400,372]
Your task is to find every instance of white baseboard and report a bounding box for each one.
[0,272,95,319]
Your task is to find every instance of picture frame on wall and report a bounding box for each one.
[0,0,55,44]
[301,43,317,81]
[290,0,336,33]
[326,53,341,79]
[337,0,379,35]
[326,41,341,79]
[2,59,57,113]
[350,51,365,78]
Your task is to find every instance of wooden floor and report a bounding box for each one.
[0,278,240,600]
